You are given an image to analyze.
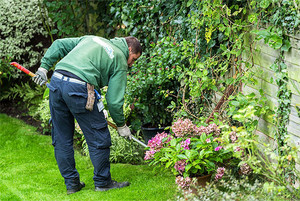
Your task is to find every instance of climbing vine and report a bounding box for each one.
[271,53,291,149]
[251,0,298,150]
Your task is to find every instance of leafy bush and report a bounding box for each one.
[177,173,295,201]
[1,82,45,113]
[108,0,193,51]
[109,127,145,165]
[30,88,51,135]
[0,0,50,108]
[220,125,300,199]
[41,0,111,38]
[0,0,49,69]
[126,37,185,130]
[0,56,14,96]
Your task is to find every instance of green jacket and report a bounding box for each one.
[40,35,129,127]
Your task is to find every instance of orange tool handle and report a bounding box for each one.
[10,62,36,77]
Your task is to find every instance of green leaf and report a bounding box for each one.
[281,40,291,52]
[269,35,282,49]
[205,160,215,168]
[296,106,300,118]
[248,13,257,23]
[260,0,270,8]
[199,149,205,158]
[170,139,177,147]
[187,0,193,7]
[254,29,271,40]
[230,101,240,107]
[185,164,192,172]
[177,154,188,160]
[166,161,173,168]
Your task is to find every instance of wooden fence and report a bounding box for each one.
[243,33,300,176]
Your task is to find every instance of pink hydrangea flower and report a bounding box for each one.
[144,150,156,160]
[234,147,245,156]
[174,159,187,174]
[147,131,172,150]
[171,119,221,137]
[214,146,222,151]
[230,131,238,143]
[144,132,172,161]
[175,176,192,189]
[234,146,241,152]
[180,138,191,150]
[171,118,195,137]
[240,163,252,175]
[215,167,225,180]
[194,125,208,135]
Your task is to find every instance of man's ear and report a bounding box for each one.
[128,46,132,54]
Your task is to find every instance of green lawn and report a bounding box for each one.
[0,114,177,201]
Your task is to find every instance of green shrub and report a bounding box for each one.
[0,0,50,108]
[109,126,145,165]
[126,37,185,130]
[30,88,51,135]
[177,174,295,201]
[0,0,49,69]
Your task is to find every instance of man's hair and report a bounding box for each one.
[125,36,142,55]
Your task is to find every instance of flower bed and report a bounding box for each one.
[144,118,243,189]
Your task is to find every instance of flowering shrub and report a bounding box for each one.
[145,118,238,189]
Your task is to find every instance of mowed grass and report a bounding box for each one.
[0,114,177,201]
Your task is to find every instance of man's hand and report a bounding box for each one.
[117,124,132,139]
[32,67,48,86]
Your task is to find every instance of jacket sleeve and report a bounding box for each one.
[106,70,127,127]
[40,37,84,70]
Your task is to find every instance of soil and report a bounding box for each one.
[0,100,46,134]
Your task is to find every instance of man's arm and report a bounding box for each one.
[33,37,84,86]
[40,37,84,70]
[105,70,127,127]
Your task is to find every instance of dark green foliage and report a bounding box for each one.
[108,0,195,51]
[41,0,113,38]
[126,37,185,129]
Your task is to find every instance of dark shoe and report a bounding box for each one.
[67,182,85,195]
[95,180,130,192]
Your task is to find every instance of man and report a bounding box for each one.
[33,36,142,194]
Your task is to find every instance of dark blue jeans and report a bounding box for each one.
[47,74,111,189]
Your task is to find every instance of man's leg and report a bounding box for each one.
[59,80,112,187]
[72,102,112,187]
[73,99,130,191]
[60,79,129,191]
[48,77,83,192]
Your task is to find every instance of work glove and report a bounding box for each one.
[117,124,132,139]
[32,67,48,86]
